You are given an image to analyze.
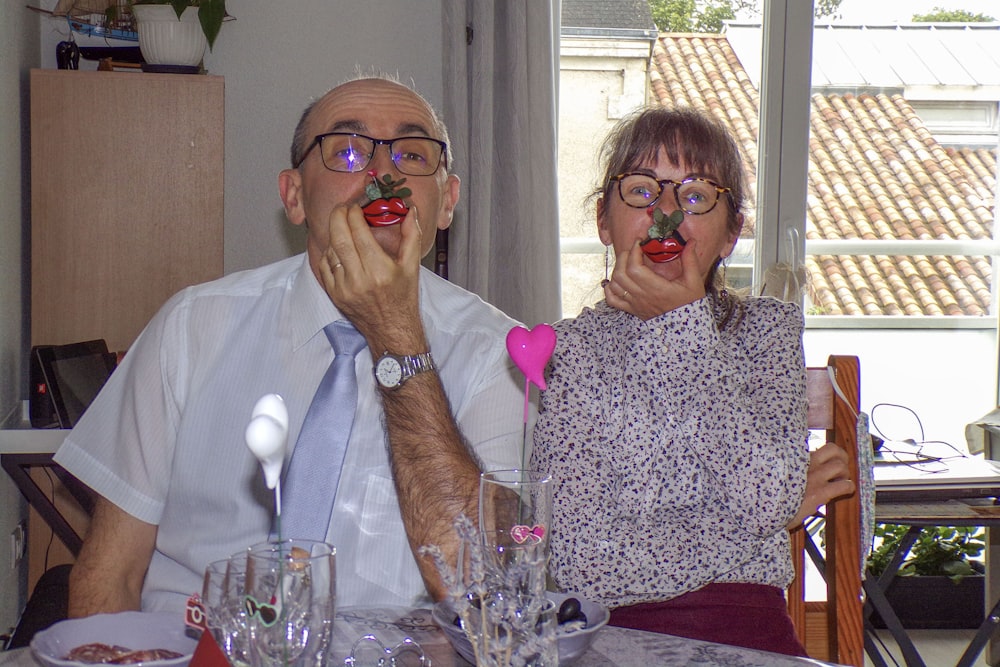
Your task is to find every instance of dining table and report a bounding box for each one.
[2,606,845,667]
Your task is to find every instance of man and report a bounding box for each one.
[55,76,525,616]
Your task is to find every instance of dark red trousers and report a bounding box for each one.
[608,583,808,657]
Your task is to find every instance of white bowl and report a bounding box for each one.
[30,611,197,667]
[431,591,609,665]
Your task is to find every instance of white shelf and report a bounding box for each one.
[0,426,68,454]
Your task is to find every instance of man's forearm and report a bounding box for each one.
[381,371,483,601]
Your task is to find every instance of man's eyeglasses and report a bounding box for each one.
[610,172,732,215]
[295,132,447,176]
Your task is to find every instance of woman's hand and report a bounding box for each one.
[604,238,707,319]
[787,442,856,529]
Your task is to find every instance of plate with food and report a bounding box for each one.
[30,611,197,667]
[431,591,609,665]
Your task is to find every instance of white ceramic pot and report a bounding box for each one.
[132,4,206,67]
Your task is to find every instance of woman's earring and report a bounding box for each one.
[601,244,611,287]
[720,261,729,300]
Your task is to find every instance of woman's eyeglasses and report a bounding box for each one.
[610,172,731,215]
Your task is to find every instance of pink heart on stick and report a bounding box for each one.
[506,324,556,390]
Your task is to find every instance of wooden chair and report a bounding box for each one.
[434,228,449,279]
[788,355,865,666]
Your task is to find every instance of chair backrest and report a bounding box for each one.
[788,355,864,667]
[434,228,449,279]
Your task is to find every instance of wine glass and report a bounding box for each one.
[478,469,553,601]
[244,539,336,667]
[202,555,251,667]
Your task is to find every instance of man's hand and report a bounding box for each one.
[787,442,856,530]
[317,203,426,354]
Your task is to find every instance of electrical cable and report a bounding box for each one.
[870,403,971,474]
[43,467,56,574]
[870,402,925,443]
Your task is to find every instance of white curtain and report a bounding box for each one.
[441,0,562,327]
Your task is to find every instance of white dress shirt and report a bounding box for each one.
[55,254,527,612]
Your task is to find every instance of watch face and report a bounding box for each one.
[376,356,403,387]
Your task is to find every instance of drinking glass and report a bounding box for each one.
[479,469,553,601]
[460,594,558,667]
[244,539,336,667]
[202,555,251,667]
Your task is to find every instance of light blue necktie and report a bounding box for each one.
[281,320,367,541]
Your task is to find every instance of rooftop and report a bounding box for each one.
[725,22,1000,92]
[560,0,658,39]
[650,32,998,316]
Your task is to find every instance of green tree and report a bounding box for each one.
[649,0,842,33]
[912,8,996,22]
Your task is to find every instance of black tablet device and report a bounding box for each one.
[34,340,118,429]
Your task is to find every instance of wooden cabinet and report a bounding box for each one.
[30,69,224,352]
[24,69,224,590]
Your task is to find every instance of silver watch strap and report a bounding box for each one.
[402,352,436,378]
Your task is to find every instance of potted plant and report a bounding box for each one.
[130,0,227,69]
[867,524,986,629]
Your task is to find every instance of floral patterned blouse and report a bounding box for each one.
[531,294,809,608]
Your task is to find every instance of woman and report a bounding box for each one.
[531,107,811,656]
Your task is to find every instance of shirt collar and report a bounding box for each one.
[287,254,346,350]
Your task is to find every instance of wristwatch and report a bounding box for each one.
[373,351,436,390]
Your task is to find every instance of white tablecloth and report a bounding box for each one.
[2,606,845,667]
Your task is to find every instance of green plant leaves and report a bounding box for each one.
[867,523,985,583]
[198,0,226,50]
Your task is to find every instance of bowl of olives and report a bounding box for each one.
[431,591,609,665]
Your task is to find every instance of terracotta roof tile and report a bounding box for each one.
[650,34,997,317]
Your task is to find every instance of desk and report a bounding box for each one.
[0,606,844,666]
[0,428,88,589]
[0,453,92,556]
[864,464,1000,667]
[0,428,87,553]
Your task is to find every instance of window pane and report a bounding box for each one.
[557,25,654,318]
[801,3,999,449]
[557,18,760,318]
[557,1,999,448]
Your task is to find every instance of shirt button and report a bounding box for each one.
[599,539,611,549]
[662,342,670,353]
[654,326,664,336]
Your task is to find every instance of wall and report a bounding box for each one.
[38,0,447,274]
[0,0,39,638]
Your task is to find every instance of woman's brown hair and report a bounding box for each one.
[593,106,748,296]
